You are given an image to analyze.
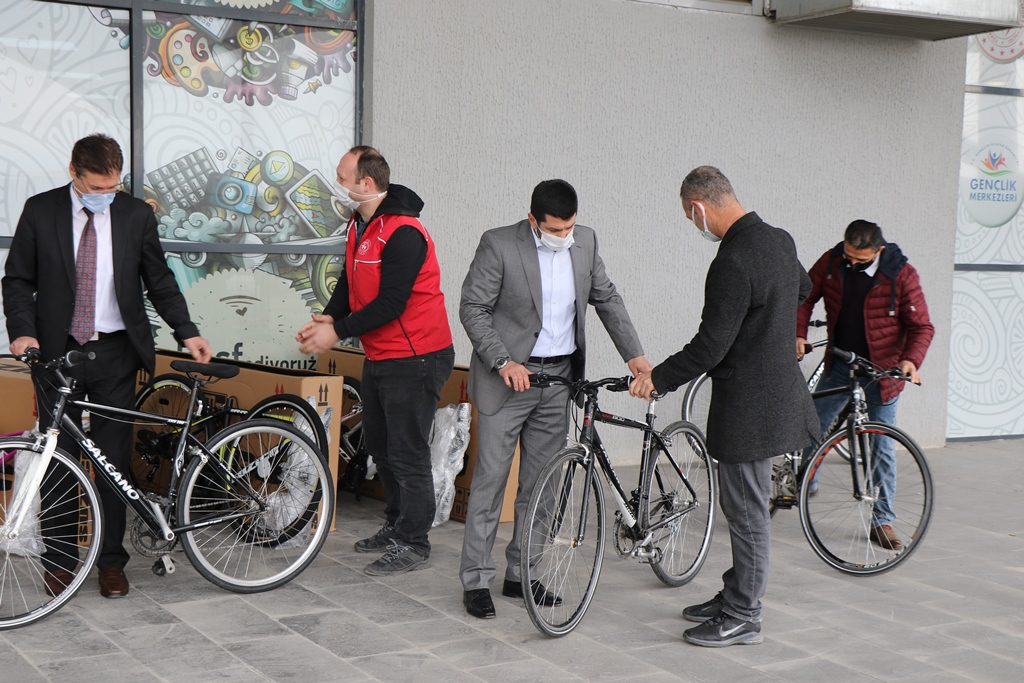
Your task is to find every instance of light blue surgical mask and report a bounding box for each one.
[73,180,116,213]
[692,203,720,243]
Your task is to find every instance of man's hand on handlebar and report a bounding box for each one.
[796,337,808,361]
[629,371,656,400]
[499,360,533,392]
[10,336,39,357]
[898,360,922,385]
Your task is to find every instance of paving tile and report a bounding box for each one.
[104,622,241,677]
[426,634,532,669]
[1,609,120,665]
[225,633,370,681]
[310,581,443,626]
[0,639,47,682]
[467,658,585,682]
[241,581,343,618]
[349,651,484,683]
[279,609,413,658]
[162,596,292,643]
[37,652,162,683]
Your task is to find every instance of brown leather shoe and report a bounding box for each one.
[870,524,904,551]
[44,569,75,598]
[98,568,130,598]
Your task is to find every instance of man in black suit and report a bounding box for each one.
[3,134,212,599]
[631,166,818,647]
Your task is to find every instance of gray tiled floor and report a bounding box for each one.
[2,439,1022,682]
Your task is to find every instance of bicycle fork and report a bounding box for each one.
[0,430,57,544]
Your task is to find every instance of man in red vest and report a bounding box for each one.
[297,145,454,575]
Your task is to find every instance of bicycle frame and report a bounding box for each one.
[562,384,701,552]
[14,362,270,545]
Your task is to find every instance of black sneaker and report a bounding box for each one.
[684,612,763,647]
[354,522,396,553]
[363,541,428,576]
[682,592,724,623]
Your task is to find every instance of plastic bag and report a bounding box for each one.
[0,435,45,557]
[431,403,472,526]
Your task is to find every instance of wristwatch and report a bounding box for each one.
[495,356,511,370]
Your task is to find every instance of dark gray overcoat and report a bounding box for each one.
[652,212,819,463]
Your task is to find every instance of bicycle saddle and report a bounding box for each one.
[170,360,240,379]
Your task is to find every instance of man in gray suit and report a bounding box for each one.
[631,166,818,647]
[459,179,651,619]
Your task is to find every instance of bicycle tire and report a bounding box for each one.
[520,447,605,637]
[799,421,933,576]
[337,377,367,495]
[680,373,711,438]
[176,419,334,592]
[132,374,208,497]
[0,439,103,630]
[645,421,716,587]
[245,393,329,459]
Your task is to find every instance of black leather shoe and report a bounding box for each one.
[502,578,562,606]
[464,589,496,619]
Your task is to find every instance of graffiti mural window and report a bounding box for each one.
[0,1,358,367]
[139,12,356,366]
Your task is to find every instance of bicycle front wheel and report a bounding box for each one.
[520,447,605,637]
[645,421,716,587]
[245,394,329,458]
[176,420,334,592]
[799,422,933,575]
[0,439,102,630]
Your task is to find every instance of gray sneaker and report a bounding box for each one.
[363,541,428,576]
[682,592,724,622]
[354,522,396,553]
[684,613,763,647]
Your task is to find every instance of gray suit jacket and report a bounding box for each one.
[651,212,819,463]
[461,220,644,415]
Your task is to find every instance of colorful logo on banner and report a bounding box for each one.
[961,140,1024,228]
[976,28,1024,63]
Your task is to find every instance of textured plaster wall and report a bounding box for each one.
[363,0,966,457]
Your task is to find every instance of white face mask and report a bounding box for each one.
[692,203,720,243]
[535,225,574,252]
[336,182,386,211]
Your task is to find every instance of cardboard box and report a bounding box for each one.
[318,347,520,523]
[0,359,37,435]
[140,350,346,530]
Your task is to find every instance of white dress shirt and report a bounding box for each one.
[69,183,126,334]
[530,230,577,358]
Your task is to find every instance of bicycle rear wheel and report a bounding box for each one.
[799,422,933,575]
[520,447,605,637]
[680,374,711,438]
[645,421,715,587]
[0,440,102,630]
[176,420,334,592]
[245,394,329,458]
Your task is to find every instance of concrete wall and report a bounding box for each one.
[364,0,966,458]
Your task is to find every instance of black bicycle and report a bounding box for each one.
[770,347,934,575]
[0,350,334,629]
[519,374,716,637]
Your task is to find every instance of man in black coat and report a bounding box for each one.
[631,166,817,647]
[3,134,211,600]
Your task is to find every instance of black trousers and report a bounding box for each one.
[36,333,141,573]
[361,345,455,556]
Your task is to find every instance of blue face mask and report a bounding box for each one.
[73,179,116,213]
[80,192,116,213]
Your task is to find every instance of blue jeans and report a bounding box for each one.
[809,362,898,526]
[361,346,455,556]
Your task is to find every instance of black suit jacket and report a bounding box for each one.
[3,185,199,374]
[651,212,819,463]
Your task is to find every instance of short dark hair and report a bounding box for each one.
[844,220,884,250]
[530,179,578,223]
[71,134,123,177]
[679,166,735,207]
[349,145,390,190]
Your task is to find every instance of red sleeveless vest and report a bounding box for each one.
[345,214,452,360]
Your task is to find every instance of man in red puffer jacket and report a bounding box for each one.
[796,219,934,551]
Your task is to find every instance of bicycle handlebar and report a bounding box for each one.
[831,347,916,384]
